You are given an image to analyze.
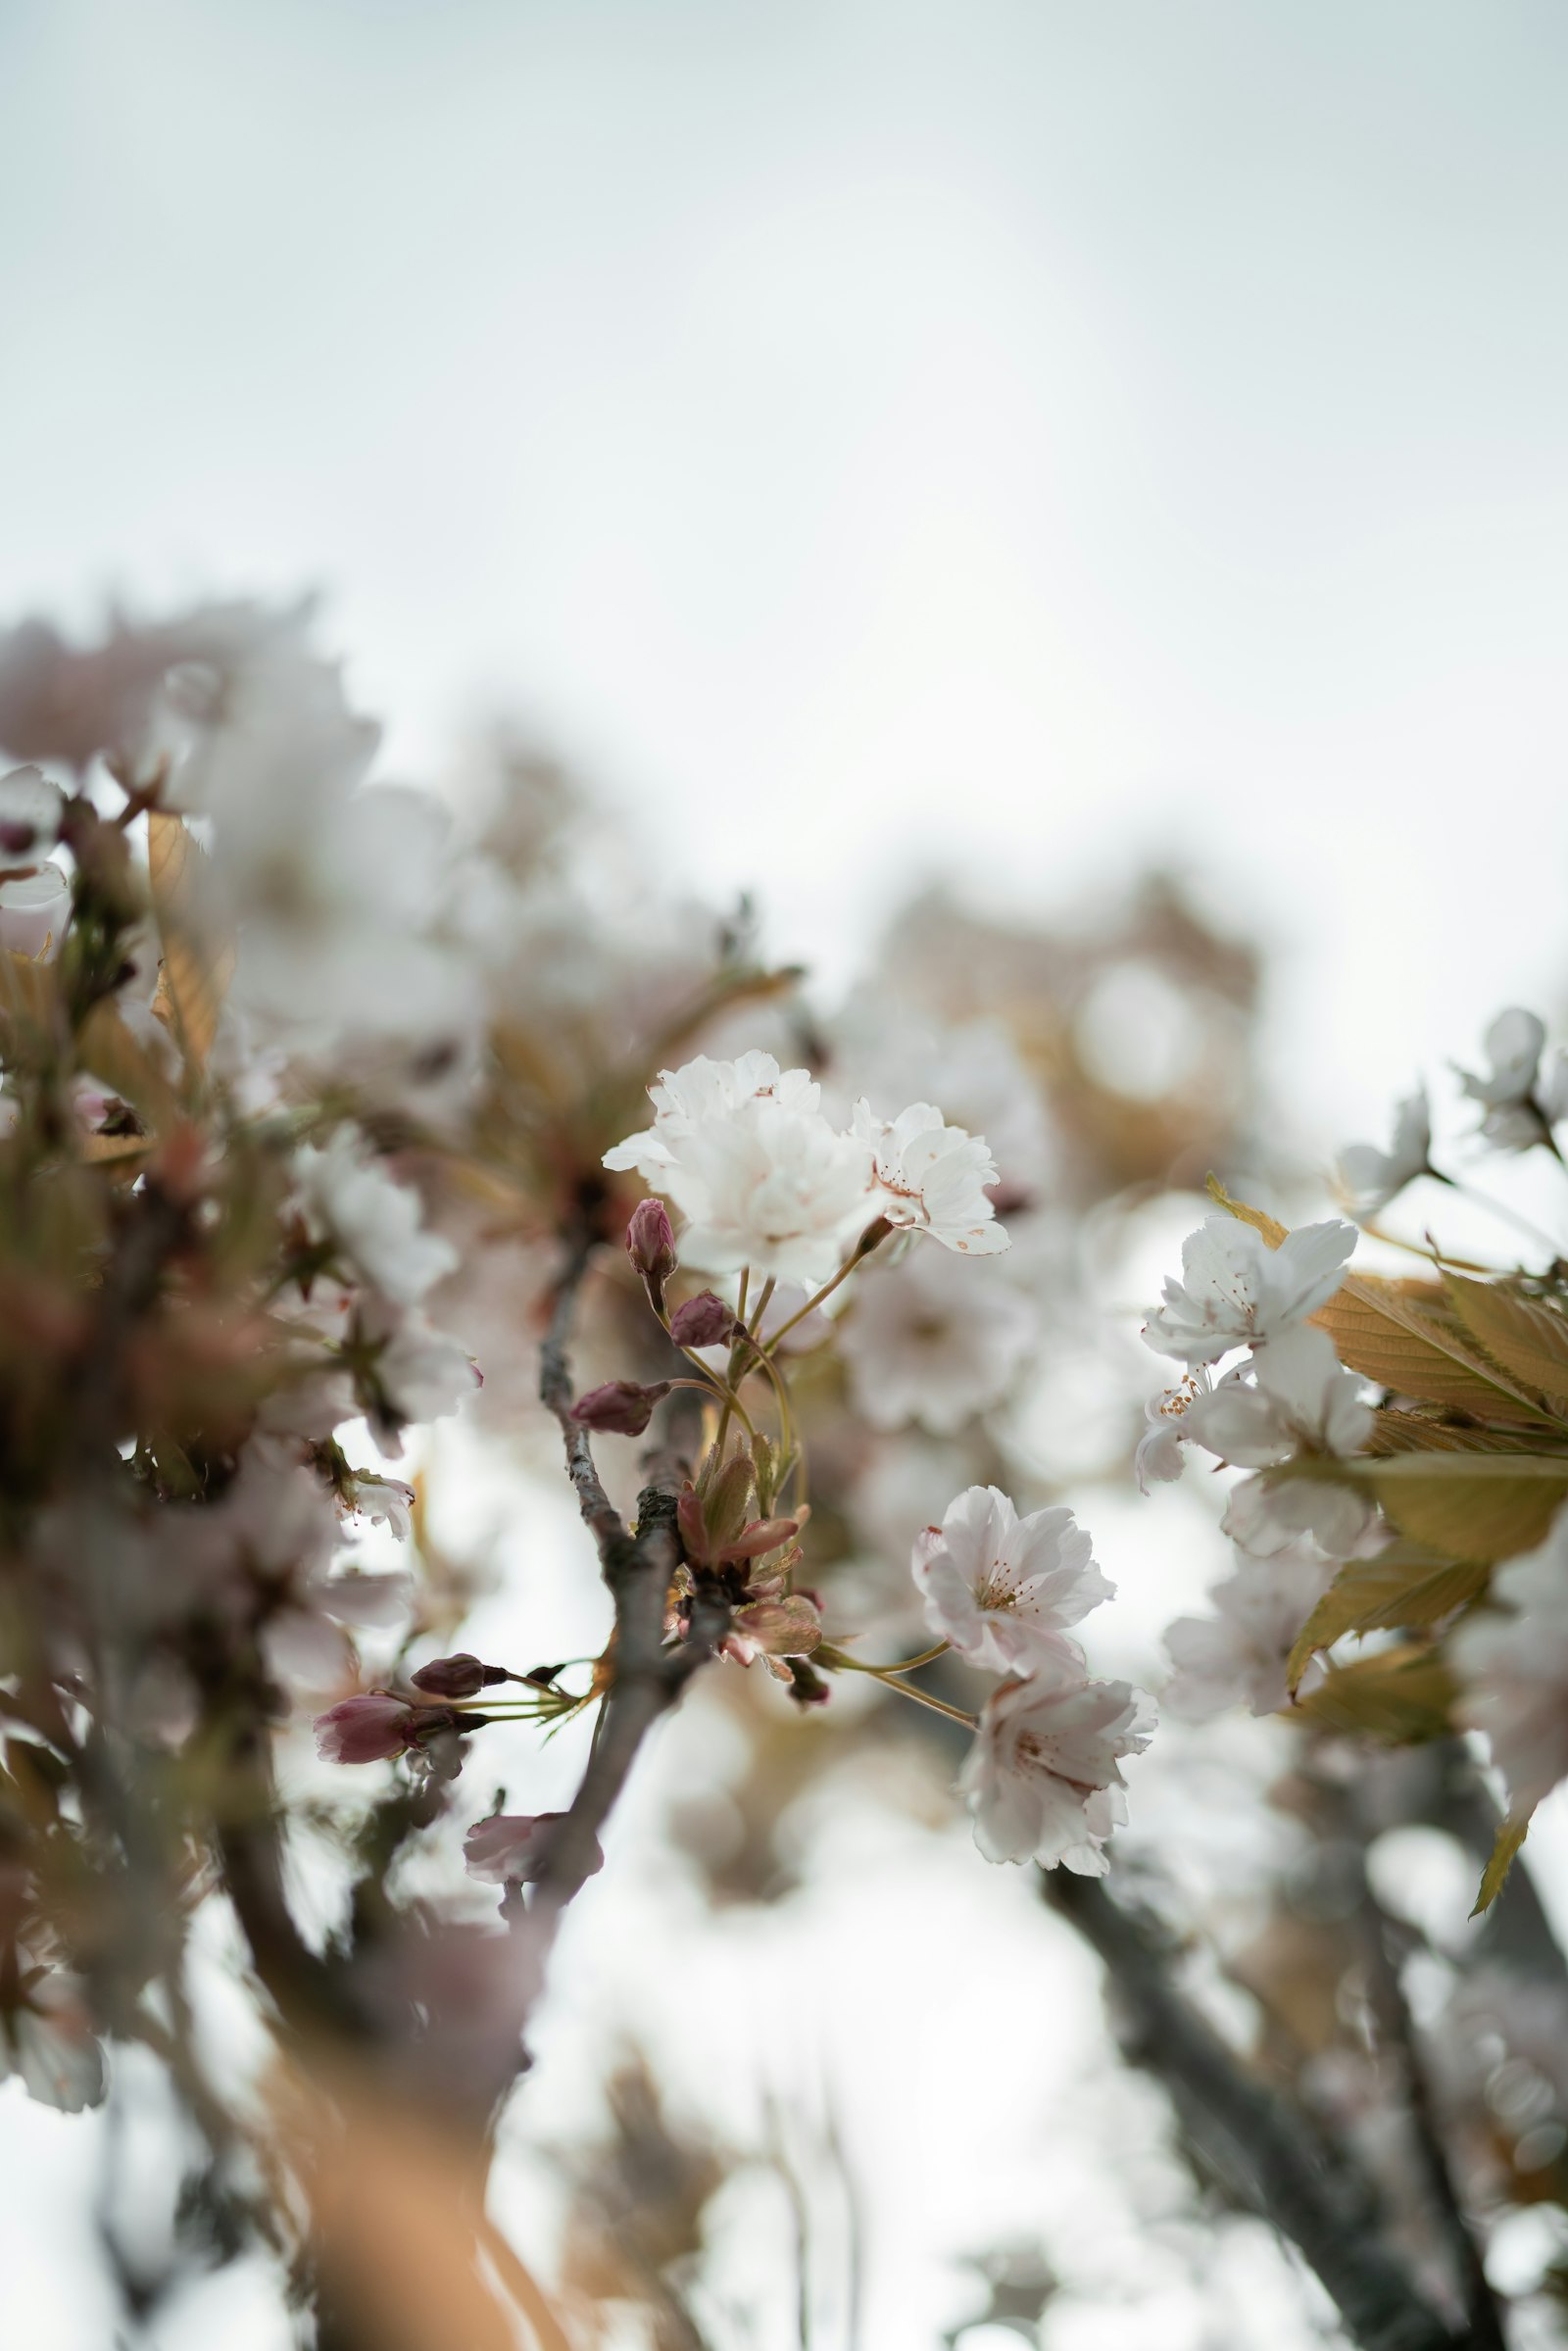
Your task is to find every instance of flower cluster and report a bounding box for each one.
[912,1487,1153,1874]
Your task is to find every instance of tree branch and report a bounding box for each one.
[1044,1870,1461,2351]
[528,1244,729,1922]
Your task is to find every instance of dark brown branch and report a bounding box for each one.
[528,1245,729,1921]
[1045,1871,1460,2351]
[539,1239,629,1560]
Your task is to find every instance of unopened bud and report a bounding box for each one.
[625,1199,678,1312]
[410,1652,514,1699]
[668,1291,736,1348]
[570,1378,671,1436]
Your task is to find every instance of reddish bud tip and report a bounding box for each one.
[570,1378,671,1436]
[409,1652,513,1699]
[625,1199,678,1283]
[668,1291,736,1348]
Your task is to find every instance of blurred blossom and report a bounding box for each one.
[840,1245,1039,1433]
[1339,1087,1433,1216]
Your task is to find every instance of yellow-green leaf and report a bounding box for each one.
[1472,1811,1532,1917]
[1367,1408,1556,1456]
[1445,1273,1568,1411]
[1356,1452,1568,1562]
[147,811,234,1070]
[1205,1175,1288,1248]
[1316,1272,1551,1425]
[1294,1642,1455,1741]
[75,1002,180,1135]
[1286,1543,1490,1691]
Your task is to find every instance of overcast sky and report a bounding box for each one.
[4,0,1568,1121]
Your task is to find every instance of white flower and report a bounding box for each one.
[1220,1464,1381,1561]
[1182,1324,1372,1466]
[1,1968,106,2112]
[293,1126,458,1305]
[1456,1008,1568,1151]
[1134,1369,1213,1492]
[363,1304,478,1443]
[604,1052,875,1285]
[959,1670,1155,1874]
[852,1100,1008,1254]
[344,1471,416,1542]
[1339,1088,1432,1216]
[1143,1215,1357,1366]
[1453,1506,1568,1812]
[0,763,66,860]
[1162,1547,1338,1721]
[840,1249,1039,1433]
[827,1008,1055,1204]
[911,1484,1110,1677]
[0,860,71,960]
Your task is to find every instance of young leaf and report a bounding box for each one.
[1205,1175,1288,1248]
[1444,1272,1568,1411]
[1471,1810,1532,1917]
[1367,1408,1557,1456]
[1355,1452,1568,1562]
[147,811,234,1070]
[75,1003,180,1135]
[1286,1544,1490,1691]
[1294,1642,1455,1742]
[1316,1272,1552,1425]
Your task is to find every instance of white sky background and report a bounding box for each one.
[6,4,1568,2344]
[4,0,1568,1137]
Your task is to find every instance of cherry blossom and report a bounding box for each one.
[1142,1215,1356,1366]
[1162,1547,1338,1721]
[1453,1507,1568,1812]
[0,860,71,960]
[852,1100,1009,1255]
[840,1248,1038,1434]
[1339,1088,1433,1216]
[911,1485,1110,1678]
[604,1052,875,1285]
[960,1670,1155,1874]
[1134,1369,1214,1492]
[463,1812,602,1885]
[1456,1007,1568,1151]
[293,1126,459,1305]
[0,763,66,859]
[1181,1324,1371,1466]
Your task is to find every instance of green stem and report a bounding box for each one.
[862,1670,976,1729]
[764,1220,892,1355]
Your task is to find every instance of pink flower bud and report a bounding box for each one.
[570,1378,671,1436]
[314,1692,416,1764]
[462,1811,605,1886]
[624,1200,678,1309]
[410,1652,514,1699]
[668,1291,736,1348]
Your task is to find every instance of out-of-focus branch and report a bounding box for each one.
[1044,1870,1460,2351]
[530,1242,730,1921]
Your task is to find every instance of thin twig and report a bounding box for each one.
[1044,1870,1459,2351]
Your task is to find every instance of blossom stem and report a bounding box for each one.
[713,1267,751,1454]
[763,1219,893,1356]
[833,1641,951,1675]
[861,1670,976,1728]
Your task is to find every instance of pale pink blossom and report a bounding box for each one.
[605,1052,875,1285]
[911,1485,1109,1678]
[1143,1215,1356,1366]
[960,1672,1155,1874]
[1162,1547,1339,1722]
[841,1248,1038,1434]
[852,1100,1008,1255]
[1453,1506,1568,1812]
